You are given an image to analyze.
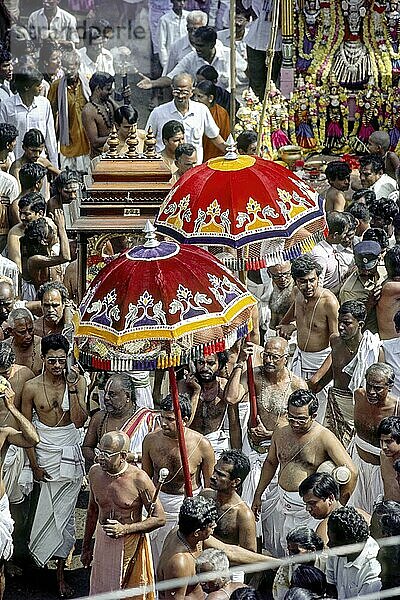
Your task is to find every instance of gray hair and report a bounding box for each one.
[8,307,34,329]
[62,50,80,66]
[366,362,395,387]
[195,549,229,583]
[172,72,193,87]
[108,373,136,404]
[187,10,208,25]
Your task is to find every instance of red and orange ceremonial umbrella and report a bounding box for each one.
[73,222,256,495]
[155,142,327,270]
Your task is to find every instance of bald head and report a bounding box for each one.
[264,336,288,354]
[172,72,193,88]
[263,337,288,372]
[100,431,130,453]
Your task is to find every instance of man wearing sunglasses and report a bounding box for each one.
[21,333,87,598]
[251,389,357,557]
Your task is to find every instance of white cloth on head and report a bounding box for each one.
[343,331,381,393]
[262,485,319,558]
[347,435,383,515]
[29,421,84,566]
[0,494,13,561]
[291,346,331,423]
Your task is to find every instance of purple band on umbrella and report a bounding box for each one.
[127,241,179,261]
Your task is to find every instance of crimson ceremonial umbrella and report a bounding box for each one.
[73,222,256,495]
[155,144,327,270]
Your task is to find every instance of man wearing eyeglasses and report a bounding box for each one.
[144,73,226,164]
[21,333,87,598]
[251,389,357,557]
[224,337,307,553]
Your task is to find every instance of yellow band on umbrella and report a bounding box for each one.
[207,155,256,172]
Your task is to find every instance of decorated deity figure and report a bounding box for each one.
[318,76,349,152]
[297,0,321,73]
[260,84,290,159]
[385,85,400,151]
[288,76,319,151]
[350,86,383,152]
[384,1,400,83]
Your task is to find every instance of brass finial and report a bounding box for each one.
[125,123,139,158]
[106,125,120,158]
[144,126,157,158]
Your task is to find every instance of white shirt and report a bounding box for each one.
[146,99,219,163]
[0,81,12,104]
[217,29,249,85]
[371,173,398,200]
[27,6,79,44]
[241,0,282,51]
[78,47,115,81]
[0,171,19,202]
[209,0,229,29]
[326,536,381,599]
[0,94,58,166]
[164,35,193,75]
[167,40,233,89]
[311,240,341,292]
[158,10,189,68]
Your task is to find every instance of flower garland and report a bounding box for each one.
[365,5,393,87]
[297,10,323,63]
[317,2,345,85]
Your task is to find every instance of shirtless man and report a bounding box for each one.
[299,473,370,546]
[324,161,351,213]
[349,363,399,514]
[277,255,339,423]
[158,496,279,600]
[81,72,116,158]
[378,416,400,502]
[33,281,72,338]
[0,381,39,599]
[180,352,241,458]
[7,193,46,273]
[5,308,42,376]
[252,389,357,557]
[224,337,307,545]
[202,450,256,553]
[267,262,295,331]
[0,342,34,410]
[377,245,400,340]
[21,334,87,597]
[309,300,380,447]
[81,431,165,596]
[142,393,215,566]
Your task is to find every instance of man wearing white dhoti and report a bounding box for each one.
[252,390,357,557]
[179,352,241,459]
[277,255,339,423]
[142,394,214,568]
[224,337,307,550]
[349,363,399,514]
[0,380,39,598]
[21,334,87,598]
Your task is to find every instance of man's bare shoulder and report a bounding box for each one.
[12,364,35,382]
[381,280,400,294]
[330,333,341,348]
[291,373,308,390]
[200,488,216,500]
[354,387,365,403]
[131,465,154,487]
[8,224,23,237]
[23,374,43,391]
[321,288,339,306]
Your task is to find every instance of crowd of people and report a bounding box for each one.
[0,1,400,600]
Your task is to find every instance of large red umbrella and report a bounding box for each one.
[74,222,256,495]
[155,145,326,270]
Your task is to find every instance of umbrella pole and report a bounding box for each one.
[168,366,193,497]
[237,247,258,429]
[229,0,236,134]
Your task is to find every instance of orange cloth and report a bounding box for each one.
[203,103,230,162]
[48,79,90,158]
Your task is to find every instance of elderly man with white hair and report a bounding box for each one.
[196,549,247,599]
[163,10,208,74]
[6,308,42,375]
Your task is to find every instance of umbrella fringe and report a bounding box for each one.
[221,231,325,271]
[75,322,250,371]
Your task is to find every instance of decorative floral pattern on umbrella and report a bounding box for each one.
[155,154,327,268]
[74,237,256,371]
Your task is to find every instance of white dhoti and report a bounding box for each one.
[29,422,85,566]
[263,485,319,558]
[291,347,331,423]
[348,435,383,515]
[150,488,200,569]
[0,495,13,561]
[204,429,230,460]
[3,446,33,505]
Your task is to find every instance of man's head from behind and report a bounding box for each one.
[0,123,18,154]
[179,496,218,540]
[327,506,369,548]
[299,473,339,521]
[368,131,390,156]
[19,163,47,193]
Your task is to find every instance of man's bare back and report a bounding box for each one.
[201,488,255,548]
[377,281,400,340]
[158,529,204,600]
[325,187,346,213]
[8,364,34,410]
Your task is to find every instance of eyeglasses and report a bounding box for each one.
[287,415,311,424]
[172,88,191,97]
[46,357,67,365]
[261,352,288,361]
[270,272,291,279]
[94,448,121,459]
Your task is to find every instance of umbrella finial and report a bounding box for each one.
[224,134,238,160]
[143,220,160,247]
